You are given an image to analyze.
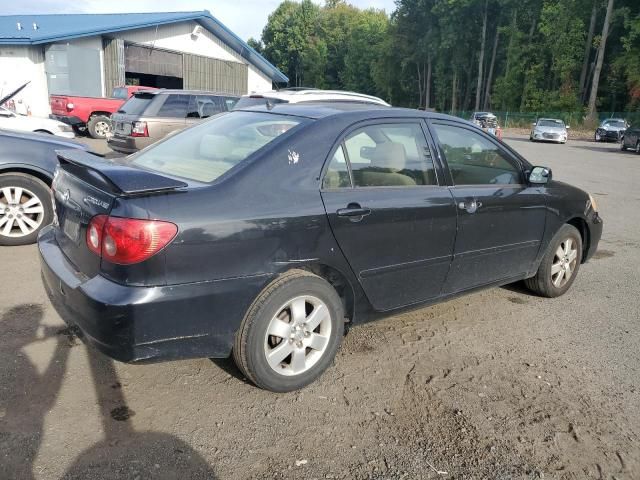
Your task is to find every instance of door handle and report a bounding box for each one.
[337,203,372,218]
[458,199,482,213]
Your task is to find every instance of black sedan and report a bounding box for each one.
[594,118,628,142]
[39,104,603,392]
[0,129,88,245]
[621,124,640,153]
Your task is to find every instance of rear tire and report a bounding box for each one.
[233,269,344,392]
[525,224,582,298]
[87,115,111,139]
[0,173,53,246]
[636,141,640,154]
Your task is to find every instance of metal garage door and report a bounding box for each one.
[124,44,183,78]
[183,54,247,96]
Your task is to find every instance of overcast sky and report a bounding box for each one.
[4,0,397,41]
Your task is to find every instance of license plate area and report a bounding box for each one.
[62,217,81,244]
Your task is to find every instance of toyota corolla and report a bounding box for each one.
[39,103,602,392]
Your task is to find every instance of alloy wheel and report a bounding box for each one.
[264,295,332,376]
[95,121,111,137]
[0,186,45,238]
[551,238,578,288]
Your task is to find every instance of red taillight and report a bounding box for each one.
[86,215,177,265]
[131,121,148,137]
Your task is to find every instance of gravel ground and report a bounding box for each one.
[1,135,639,479]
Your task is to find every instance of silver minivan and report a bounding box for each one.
[108,90,238,154]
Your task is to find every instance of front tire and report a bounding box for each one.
[525,224,582,298]
[233,270,344,392]
[594,132,601,142]
[87,115,111,139]
[0,173,53,246]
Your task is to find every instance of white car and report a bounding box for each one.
[234,88,390,109]
[0,107,75,138]
[530,118,569,144]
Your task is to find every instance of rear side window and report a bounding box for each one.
[117,93,154,115]
[187,95,227,119]
[326,123,437,188]
[129,111,306,183]
[157,94,190,118]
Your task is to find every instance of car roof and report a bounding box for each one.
[242,89,390,106]
[235,102,465,122]
[538,118,563,122]
[136,89,239,97]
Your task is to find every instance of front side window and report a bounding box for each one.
[327,123,436,188]
[156,94,190,118]
[433,124,522,185]
[129,111,306,183]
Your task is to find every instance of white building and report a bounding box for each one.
[0,11,288,117]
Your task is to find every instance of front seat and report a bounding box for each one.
[358,142,416,187]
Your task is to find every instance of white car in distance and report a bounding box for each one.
[0,107,75,138]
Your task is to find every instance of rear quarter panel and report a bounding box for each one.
[107,117,367,311]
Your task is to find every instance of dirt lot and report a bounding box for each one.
[1,135,639,479]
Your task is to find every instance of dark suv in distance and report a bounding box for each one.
[107,90,238,154]
[39,103,602,392]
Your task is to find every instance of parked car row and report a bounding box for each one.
[49,85,157,139]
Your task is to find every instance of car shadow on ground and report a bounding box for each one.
[570,144,624,153]
[0,304,218,480]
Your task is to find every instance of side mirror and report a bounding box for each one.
[529,166,552,184]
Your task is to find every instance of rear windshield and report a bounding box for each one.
[112,87,129,100]
[117,93,155,114]
[233,96,288,109]
[129,111,307,183]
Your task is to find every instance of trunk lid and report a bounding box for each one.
[52,149,187,276]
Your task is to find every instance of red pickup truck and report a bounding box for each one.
[50,85,156,139]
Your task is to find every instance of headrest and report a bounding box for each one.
[201,102,216,118]
[371,142,407,171]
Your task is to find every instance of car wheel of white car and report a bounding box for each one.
[594,132,601,142]
[88,115,112,139]
[0,173,53,246]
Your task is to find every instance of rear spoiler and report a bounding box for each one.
[56,149,187,195]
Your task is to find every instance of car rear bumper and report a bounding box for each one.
[107,134,148,154]
[50,114,84,127]
[38,226,272,363]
